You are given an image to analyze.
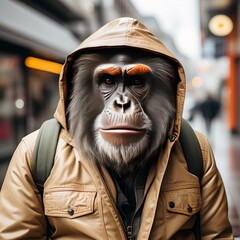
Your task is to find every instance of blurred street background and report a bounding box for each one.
[0,0,239,237]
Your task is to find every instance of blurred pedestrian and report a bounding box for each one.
[198,93,220,134]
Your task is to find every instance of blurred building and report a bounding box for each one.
[199,0,240,134]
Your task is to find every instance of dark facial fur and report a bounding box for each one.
[67,48,178,175]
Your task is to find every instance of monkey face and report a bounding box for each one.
[68,49,178,174]
[94,62,152,145]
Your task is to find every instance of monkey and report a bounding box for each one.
[68,48,179,176]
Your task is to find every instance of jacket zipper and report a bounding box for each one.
[97,164,128,240]
[126,225,134,240]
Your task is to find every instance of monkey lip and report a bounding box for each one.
[99,127,146,146]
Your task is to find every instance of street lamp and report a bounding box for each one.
[208,14,233,36]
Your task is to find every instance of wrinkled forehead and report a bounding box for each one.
[101,47,158,65]
[110,53,133,64]
[97,49,154,70]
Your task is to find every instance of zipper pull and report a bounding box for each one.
[127,225,134,240]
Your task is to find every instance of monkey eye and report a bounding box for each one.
[98,74,115,86]
[129,76,146,87]
[105,78,114,85]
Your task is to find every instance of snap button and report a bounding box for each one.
[68,56,73,61]
[169,135,176,142]
[169,201,175,208]
[188,205,193,213]
[67,207,74,216]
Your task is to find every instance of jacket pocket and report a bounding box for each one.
[164,188,201,216]
[44,186,97,219]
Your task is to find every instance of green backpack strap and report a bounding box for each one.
[32,118,61,195]
[179,118,203,180]
[179,118,203,240]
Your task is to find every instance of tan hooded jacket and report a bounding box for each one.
[0,17,233,240]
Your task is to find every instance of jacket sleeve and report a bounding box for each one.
[0,133,48,240]
[197,133,233,239]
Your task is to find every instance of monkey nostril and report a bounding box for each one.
[122,101,131,112]
[114,96,132,113]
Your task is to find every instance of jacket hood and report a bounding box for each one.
[54,17,186,140]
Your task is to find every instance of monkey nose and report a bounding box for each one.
[114,95,132,113]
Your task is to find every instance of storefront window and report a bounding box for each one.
[0,55,25,159]
[27,69,59,131]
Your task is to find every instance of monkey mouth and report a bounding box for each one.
[99,127,146,146]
